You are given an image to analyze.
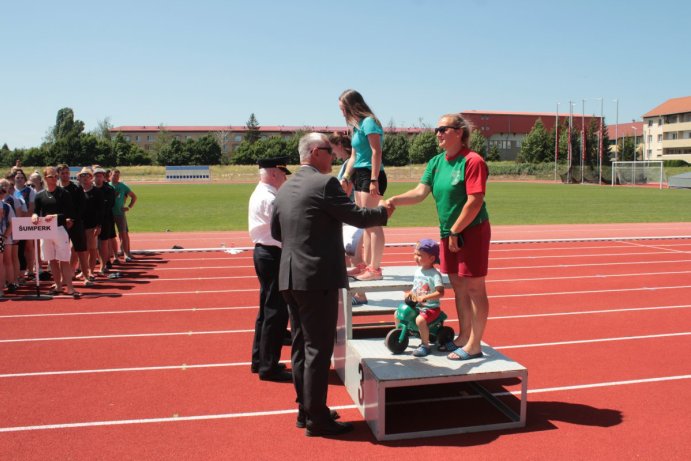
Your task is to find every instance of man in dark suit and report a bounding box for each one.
[271,132,394,437]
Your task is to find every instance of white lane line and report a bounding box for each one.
[1,374,689,433]
[15,279,689,300]
[495,331,691,350]
[0,306,252,319]
[490,284,691,299]
[3,301,691,324]
[620,239,691,255]
[491,258,691,271]
[26,268,691,287]
[489,270,691,284]
[0,329,254,344]
[2,331,689,374]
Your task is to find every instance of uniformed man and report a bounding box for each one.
[248,157,292,382]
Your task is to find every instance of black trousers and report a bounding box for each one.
[282,288,339,426]
[251,244,289,377]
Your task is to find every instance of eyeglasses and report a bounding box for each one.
[315,146,334,155]
[434,125,460,135]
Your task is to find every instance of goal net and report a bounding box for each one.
[611,161,665,189]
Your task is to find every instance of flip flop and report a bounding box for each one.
[447,348,483,361]
[47,288,62,296]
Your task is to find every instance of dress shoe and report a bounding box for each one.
[251,362,286,374]
[296,409,340,429]
[305,420,354,437]
[259,370,292,382]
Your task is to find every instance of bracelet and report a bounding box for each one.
[450,231,462,237]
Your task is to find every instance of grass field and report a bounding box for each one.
[127,182,690,232]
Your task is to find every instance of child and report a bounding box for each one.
[407,239,445,357]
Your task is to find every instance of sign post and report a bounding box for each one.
[11,217,59,299]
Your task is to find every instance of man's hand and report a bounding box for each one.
[379,199,395,218]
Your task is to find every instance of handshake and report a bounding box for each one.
[378,199,396,218]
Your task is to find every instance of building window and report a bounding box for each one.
[147,135,154,142]
[648,120,653,126]
[234,135,242,142]
[647,135,652,143]
[135,135,140,142]
[124,136,130,142]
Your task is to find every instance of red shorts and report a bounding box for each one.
[419,307,441,323]
[440,220,491,278]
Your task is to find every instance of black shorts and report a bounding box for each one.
[99,218,117,240]
[68,220,87,252]
[352,167,387,195]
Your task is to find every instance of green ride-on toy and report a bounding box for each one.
[385,294,455,354]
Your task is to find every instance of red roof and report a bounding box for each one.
[607,122,644,138]
[643,96,691,117]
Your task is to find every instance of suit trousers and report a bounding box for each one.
[251,244,289,377]
[282,288,339,426]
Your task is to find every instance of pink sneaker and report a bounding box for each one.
[347,263,367,277]
[355,267,383,281]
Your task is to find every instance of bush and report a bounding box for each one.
[663,159,689,167]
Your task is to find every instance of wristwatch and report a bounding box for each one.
[450,231,462,237]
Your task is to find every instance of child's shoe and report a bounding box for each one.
[413,345,431,357]
[355,267,383,281]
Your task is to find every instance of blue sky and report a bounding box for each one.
[2,0,689,148]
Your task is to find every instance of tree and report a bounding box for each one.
[245,113,260,144]
[47,107,85,164]
[190,135,223,165]
[469,130,488,158]
[409,131,439,164]
[113,133,151,166]
[0,143,11,167]
[156,138,186,165]
[382,132,411,166]
[517,119,552,163]
[93,117,113,140]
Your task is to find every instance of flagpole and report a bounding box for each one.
[554,102,559,182]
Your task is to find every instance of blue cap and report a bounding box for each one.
[416,239,440,263]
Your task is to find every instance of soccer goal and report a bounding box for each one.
[611,161,665,189]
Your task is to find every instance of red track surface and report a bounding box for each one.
[2,224,691,460]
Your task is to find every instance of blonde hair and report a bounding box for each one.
[441,113,473,148]
[339,89,382,130]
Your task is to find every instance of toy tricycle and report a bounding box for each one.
[385,294,455,354]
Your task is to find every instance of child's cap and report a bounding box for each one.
[416,239,440,263]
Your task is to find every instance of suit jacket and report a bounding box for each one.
[271,165,388,292]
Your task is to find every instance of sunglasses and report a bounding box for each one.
[44,175,57,179]
[434,125,460,135]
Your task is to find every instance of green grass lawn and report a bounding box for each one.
[127,182,690,232]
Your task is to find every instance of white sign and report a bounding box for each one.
[11,217,59,240]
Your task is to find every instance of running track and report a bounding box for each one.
[1,223,690,460]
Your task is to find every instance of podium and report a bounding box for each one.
[334,266,527,440]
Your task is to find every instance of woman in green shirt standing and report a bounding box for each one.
[387,113,491,361]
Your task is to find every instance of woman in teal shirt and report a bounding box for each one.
[338,89,387,281]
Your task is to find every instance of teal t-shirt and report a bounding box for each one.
[352,116,384,169]
[110,181,131,216]
[421,151,489,238]
[412,266,443,309]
